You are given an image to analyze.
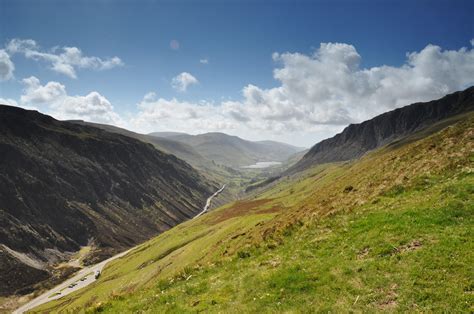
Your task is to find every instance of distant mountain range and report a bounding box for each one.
[150,132,306,168]
[0,106,217,295]
[290,86,474,173]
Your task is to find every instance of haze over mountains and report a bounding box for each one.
[150,132,305,168]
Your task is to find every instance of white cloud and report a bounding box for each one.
[0,97,19,107]
[227,40,474,130]
[21,76,66,104]
[132,97,238,134]
[0,49,14,81]
[171,72,199,92]
[51,91,120,124]
[6,39,124,79]
[199,58,209,64]
[143,92,157,102]
[18,76,122,124]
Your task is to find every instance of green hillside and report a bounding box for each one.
[34,112,473,313]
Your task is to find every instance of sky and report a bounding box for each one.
[0,0,473,147]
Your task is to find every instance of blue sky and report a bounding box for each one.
[1,0,473,146]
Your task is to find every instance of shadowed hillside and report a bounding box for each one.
[68,121,212,173]
[0,105,217,296]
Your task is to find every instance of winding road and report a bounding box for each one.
[13,249,131,314]
[13,185,226,313]
[194,184,226,219]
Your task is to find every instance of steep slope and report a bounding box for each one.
[0,105,217,295]
[150,132,305,168]
[67,122,242,207]
[35,111,473,312]
[291,86,474,173]
[69,121,211,172]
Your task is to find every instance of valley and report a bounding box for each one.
[1,2,473,312]
[32,109,474,312]
[0,106,306,312]
[13,183,228,314]
[2,88,470,313]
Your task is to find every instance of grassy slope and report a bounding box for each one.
[34,113,474,313]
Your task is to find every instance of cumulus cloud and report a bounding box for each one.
[199,58,209,64]
[132,40,474,145]
[225,40,474,130]
[171,72,199,92]
[6,38,124,78]
[18,76,121,124]
[0,49,14,81]
[130,96,238,133]
[21,76,67,104]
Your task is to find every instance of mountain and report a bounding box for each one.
[149,132,306,168]
[290,86,474,173]
[0,105,217,296]
[68,121,211,172]
[67,122,240,207]
[32,100,474,313]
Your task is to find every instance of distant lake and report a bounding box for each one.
[241,161,282,169]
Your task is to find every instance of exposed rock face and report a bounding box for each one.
[291,87,474,172]
[0,105,216,295]
[0,245,49,296]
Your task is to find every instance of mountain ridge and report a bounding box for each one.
[290,86,474,173]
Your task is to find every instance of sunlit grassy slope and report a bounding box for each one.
[35,113,473,313]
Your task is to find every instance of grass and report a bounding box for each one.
[74,172,473,313]
[33,113,474,313]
